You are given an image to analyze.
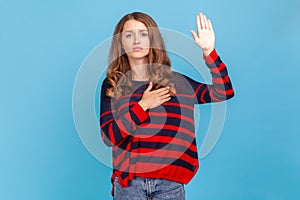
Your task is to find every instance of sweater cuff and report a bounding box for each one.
[203,49,218,65]
[130,103,149,124]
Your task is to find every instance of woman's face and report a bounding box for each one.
[121,19,150,61]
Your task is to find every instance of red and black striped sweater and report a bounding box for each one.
[100,49,234,196]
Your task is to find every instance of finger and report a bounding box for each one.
[163,93,171,98]
[196,13,201,34]
[145,81,153,92]
[190,30,197,41]
[208,19,213,31]
[161,96,171,104]
[200,13,206,30]
[158,92,170,98]
[156,87,170,94]
[203,14,209,29]
[160,92,170,97]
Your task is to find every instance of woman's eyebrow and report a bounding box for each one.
[123,29,148,33]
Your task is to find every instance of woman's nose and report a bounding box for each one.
[134,32,140,44]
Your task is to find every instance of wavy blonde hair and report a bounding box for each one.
[106,12,176,98]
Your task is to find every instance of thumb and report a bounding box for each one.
[145,81,153,92]
[190,30,197,41]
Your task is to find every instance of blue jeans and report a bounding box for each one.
[113,176,185,200]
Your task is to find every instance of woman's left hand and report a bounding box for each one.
[190,13,215,56]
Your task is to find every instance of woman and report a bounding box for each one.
[100,11,234,200]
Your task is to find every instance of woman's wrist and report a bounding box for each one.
[138,100,149,111]
[203,48,214,57]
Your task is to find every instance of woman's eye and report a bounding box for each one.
[141,33,148,37]
[125,34,132,38]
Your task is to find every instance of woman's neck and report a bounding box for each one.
[129,58,149,81]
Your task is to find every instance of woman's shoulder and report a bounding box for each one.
[171,71,184,80]
[171,71,194,83]
[171,71,203,93]
[101,78,111,89]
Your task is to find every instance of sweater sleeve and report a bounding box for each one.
[100,79,149,147]
[181,49,234,104]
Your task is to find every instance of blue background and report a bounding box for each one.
[1,0,300,199]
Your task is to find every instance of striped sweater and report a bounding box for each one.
[100,49,234,196]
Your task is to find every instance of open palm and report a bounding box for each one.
[190,13,215,56]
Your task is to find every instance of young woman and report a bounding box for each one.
[100,11,234,200]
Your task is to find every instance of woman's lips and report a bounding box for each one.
[132,47,143,51]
